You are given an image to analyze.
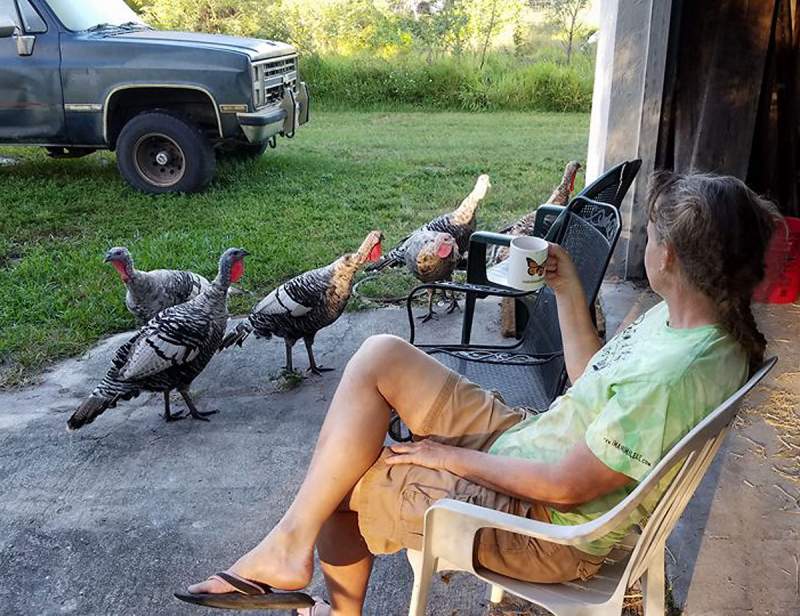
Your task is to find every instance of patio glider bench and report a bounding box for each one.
[405,357,777,616]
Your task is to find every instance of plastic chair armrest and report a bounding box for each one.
[421,499,609,574]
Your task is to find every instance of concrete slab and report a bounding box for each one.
[666,302,800,615]
[0,300,511,616]
[4,282,796,616]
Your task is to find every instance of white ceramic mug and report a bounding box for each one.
[507,236,549,291]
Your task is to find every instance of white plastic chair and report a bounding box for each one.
[406,357,777,616]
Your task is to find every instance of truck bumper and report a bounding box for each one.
[237,81,310,144]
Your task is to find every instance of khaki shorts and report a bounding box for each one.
[352,371,605,584]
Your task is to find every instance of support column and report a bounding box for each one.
[586,0,672,279]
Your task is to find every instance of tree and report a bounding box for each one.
[393,0,470,60]
[530,0,589,64]
[141,0,264,36]
[469,0,522,70]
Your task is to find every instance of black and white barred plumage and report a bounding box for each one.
[68,248,248,430]
[367,174,490,272]
[105,246,210,325]
[220,231,383,374]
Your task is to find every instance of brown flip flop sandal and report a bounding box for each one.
[174,571,315,611]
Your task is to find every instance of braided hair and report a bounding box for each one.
[646,172,781,374]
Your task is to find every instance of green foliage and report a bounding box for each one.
[140,0,264,36]
[302,53,593,112]
[528,0,592,63]
[0,110,589,386]
[130,0,595,67]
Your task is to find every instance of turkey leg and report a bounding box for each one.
[304,335,333,375]
[179,389,218,421]
[444,282,460,314]
[163,391,186,422]
[283,338,297,374]
[417,288,438,323]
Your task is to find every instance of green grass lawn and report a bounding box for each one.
[0,110,588,387]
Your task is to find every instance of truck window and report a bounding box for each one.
[0,0,21,28]
[47,0,143,32]
[16,0,46,33]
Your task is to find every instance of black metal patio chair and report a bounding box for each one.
[405,197,621,414]
[387,162,640,440]
[532,159,642,242]
[464,159,641,343]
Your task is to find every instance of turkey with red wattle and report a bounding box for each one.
[67,248,248,430]
[104,246,210,325]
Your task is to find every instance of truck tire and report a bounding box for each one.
[116,111,216,194]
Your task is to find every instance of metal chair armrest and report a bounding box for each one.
[466,231,515,286]
[533,204,567,239]
[406,281,540,344]
[469,231,515,246]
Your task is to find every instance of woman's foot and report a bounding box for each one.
[187,527,314,595]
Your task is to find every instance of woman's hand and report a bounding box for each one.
[544,242,583,298]
[384,439,459,471]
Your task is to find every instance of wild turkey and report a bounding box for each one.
[490,161,581,266]
[67,248,248,430]
[104,246,210,325]
[402,230,461,322]
[220,231,383,375]
[367,174,490,273]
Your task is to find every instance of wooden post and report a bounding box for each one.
[587,0,672,280]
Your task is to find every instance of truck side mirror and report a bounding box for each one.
[0,17,17,38]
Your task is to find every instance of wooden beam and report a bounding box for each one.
[587,0,673,280]
[623,0,673,280]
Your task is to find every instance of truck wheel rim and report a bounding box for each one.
[133,133,186,187]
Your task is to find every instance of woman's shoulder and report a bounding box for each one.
[605,301,746,388]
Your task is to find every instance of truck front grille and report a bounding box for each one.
[252,55,298,109]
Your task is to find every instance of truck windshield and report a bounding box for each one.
[46,0,146,32]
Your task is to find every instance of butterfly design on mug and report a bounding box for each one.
[526,257,545,277]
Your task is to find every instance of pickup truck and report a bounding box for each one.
[0,0,309,193]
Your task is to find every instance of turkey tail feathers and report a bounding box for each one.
[219,321,254,351]
[68,395,112,431]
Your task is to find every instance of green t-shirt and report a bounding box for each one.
[488,301,747,555]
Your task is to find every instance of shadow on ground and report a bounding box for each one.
[0,301,508,616]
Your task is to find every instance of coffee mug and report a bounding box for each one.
[507,236,549,291]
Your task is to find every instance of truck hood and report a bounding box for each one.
[109,30,296,61]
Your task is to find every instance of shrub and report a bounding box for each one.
[301,53,593,112]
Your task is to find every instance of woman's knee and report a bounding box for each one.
[348,335,417,390]
[352,335,410,370]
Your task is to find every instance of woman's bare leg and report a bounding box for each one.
[316,511,373,616]
[188,335,453,598]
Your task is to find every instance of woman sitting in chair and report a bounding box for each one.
[178,172,779,615]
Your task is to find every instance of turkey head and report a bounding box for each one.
[104,246,135,283]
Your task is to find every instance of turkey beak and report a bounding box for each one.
[103,252,113,263]
[240,250,250,258]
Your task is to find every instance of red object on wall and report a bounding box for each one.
[753,216,800,304]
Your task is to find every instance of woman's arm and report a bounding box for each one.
[544,243,603,382]
[385,439,632,509]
